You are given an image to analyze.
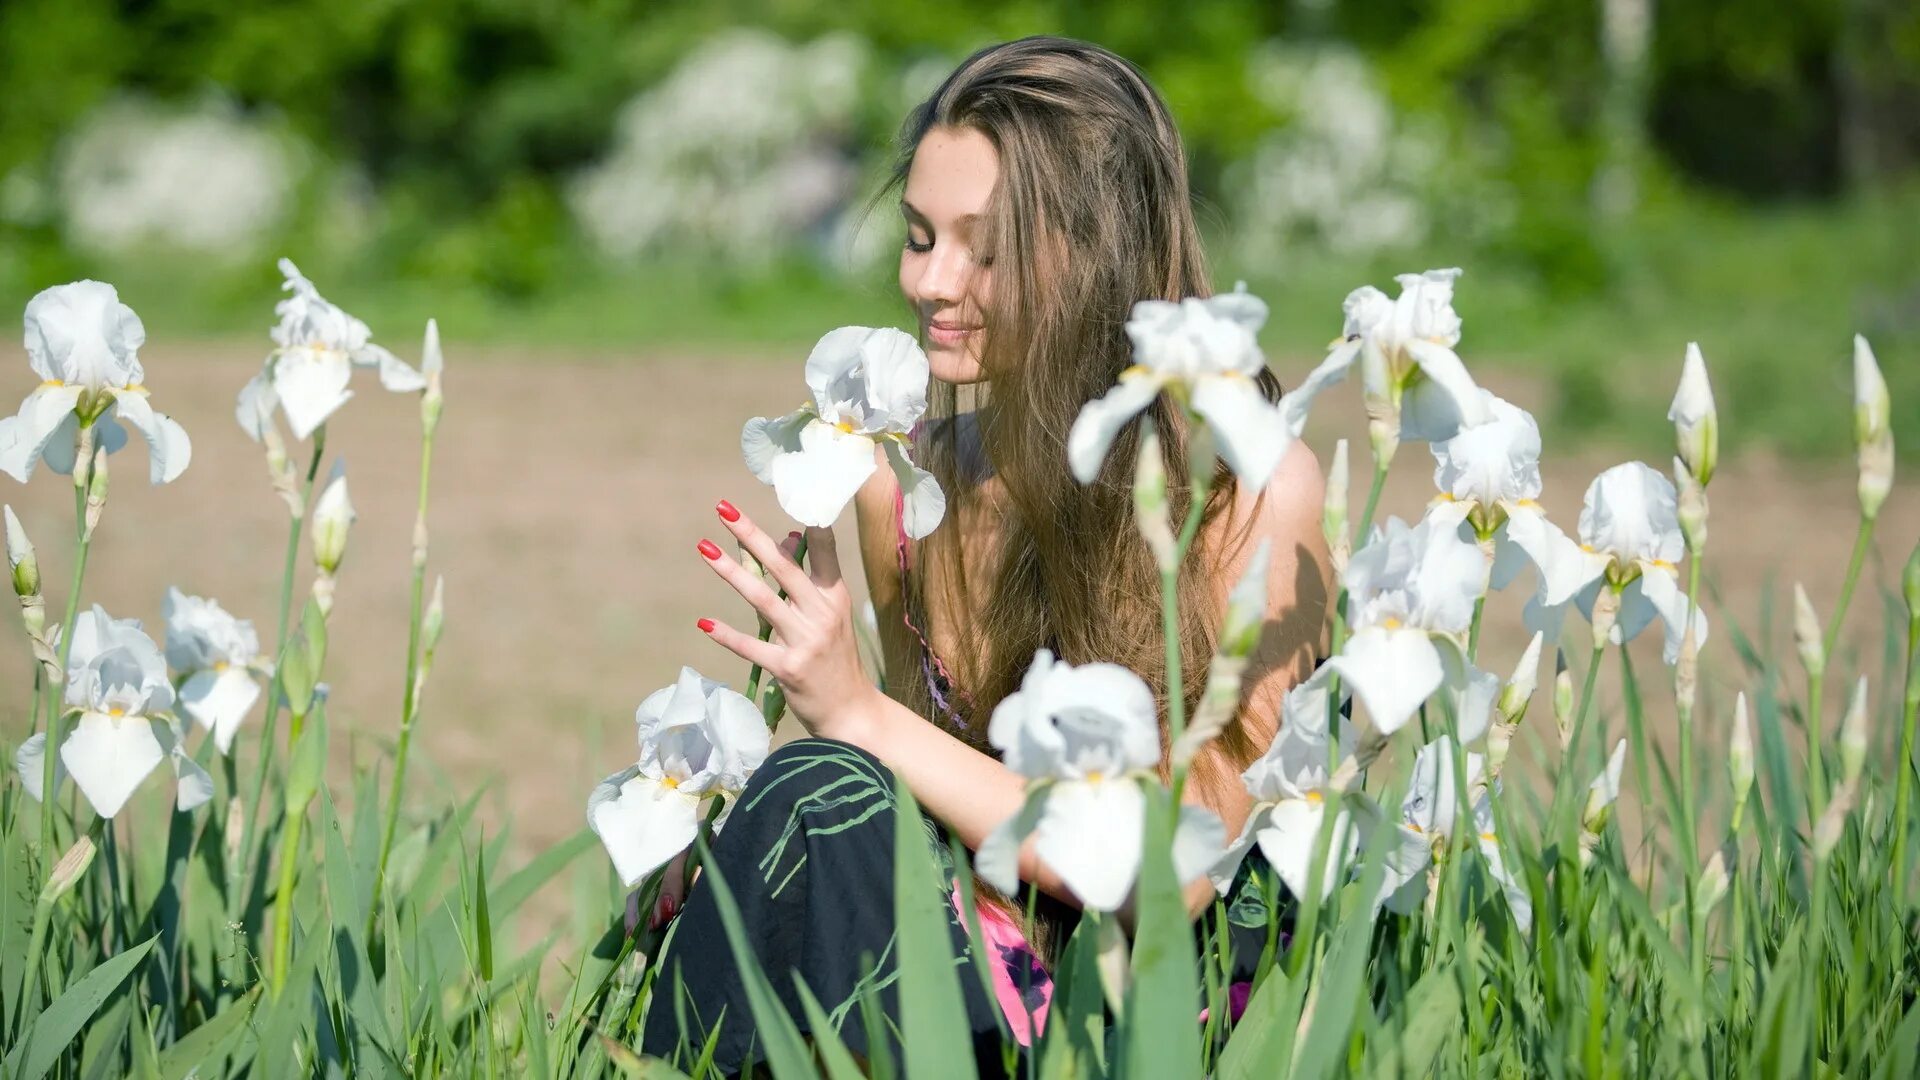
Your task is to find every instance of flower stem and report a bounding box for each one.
[369,410,439,938]
[41,448,98,860]
[1467,596,1486,662]
[1892,611,1920,908]
[230,429,324,987]
[1355,459,1390,543]
[1808,516,1875,822]
[1821,516,1875,663]
[269,797,308,997]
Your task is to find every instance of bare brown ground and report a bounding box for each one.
[1,343,1913,940]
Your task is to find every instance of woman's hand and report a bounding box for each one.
[695,499,883,743]
[625,849,692,934]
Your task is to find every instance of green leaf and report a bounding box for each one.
[1362,965,1461,1078]
[475,842,494,982]
[1216,966,1298,1080]
[1290,890,1376,1080]
[284,709,329,814]
[157,985,263,1080]
[301,598,328,673]
[3,933,158,1080]
[1125,787,1202,1080]
[1040,914,1109,1080]
[890,773,975,1080]
[793,977,870,1080]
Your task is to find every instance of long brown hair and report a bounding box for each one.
[884,37,1284,956]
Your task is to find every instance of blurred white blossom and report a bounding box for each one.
[569,30,867,268]
[58,98,299,259]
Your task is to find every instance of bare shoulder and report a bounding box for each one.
[1216,440,1327,568]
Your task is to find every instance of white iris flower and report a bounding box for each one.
[742,326,945,537]
[15,605,213,818]
[1328,513,1489,735]
[1286,268,1492,444]
[588,666,771,887]
[1068,284,1299,492]
[1211,668,1357,901]
[1518,462,1709,663]
[1425,393,1591,596]
[163,587,267,755]
[0,280,191,485]
[977,649,1224,912]
[236,258,425,442]
[1375,735,1530,931]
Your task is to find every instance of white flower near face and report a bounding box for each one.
[1070,285,1299,493]
[1284,269,1492,444]
[977,649,1225,912]
[1517,462,1708,663]
[14,605,212,818]
[588,666,771,886]
[742,326,944,537]
[1328,513,1489,735]
[236,258,425,442]
[1211,667,1357,901]
[163,587,265,755]
[0,280,191,485]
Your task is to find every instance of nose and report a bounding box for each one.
[912,242,971,307]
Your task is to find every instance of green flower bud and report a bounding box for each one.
[1840,676,1869,787]
[1668,342,1718,487]
[5,504,38,598]
[1729,692,1754,827]
[1793,583,1824,679]
[311,465,354,575]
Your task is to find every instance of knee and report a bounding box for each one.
[733,737,893,822]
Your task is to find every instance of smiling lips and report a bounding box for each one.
[927,319,980,346]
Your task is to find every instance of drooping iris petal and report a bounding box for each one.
[0,383,86,483]
[60,712,167,819]
[766,423,878,529]
[1034,777,1146,912]
[1190,373,1291,492]
[741,409,812,484]
[882,437,946,539]
[1255,796,1354,901]
[588,766,704,887]
[157,719,215,812]
[102,388,190,484]
[1503,503,1608,606]
[1327,627,1445,736]
[179,667,263,755]
[14,733,64,802]
[1633,564,1709,664]
[1067,372,1162,484]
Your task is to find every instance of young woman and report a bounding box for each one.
[639,35,1332,1072]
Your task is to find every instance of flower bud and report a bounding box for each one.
[1695,849,1730,914]
[1668,342,1718,487]
[1675,622,1699,725]
[1840,676,1869,787]
[312,464,355,574]
[5,504,38,598]
[1812,779,1856,861]
[1132,419,1176,571]
[421,318,445,437]
[1853,335,1894,521]
[1497,631,1543,727]
[1673,457,1708,554]
[1553,650,1575,748]
[1583,738,1627,833]
[310,572,335,618]
[1590,582,1622,652]
[71,422,95,494]
[1323,439,1350,576]
[41,836,98,904]
[82,442,108,540]
[1729,692,1754,827]
[423,574,446,654]
[1793,583,1824,679]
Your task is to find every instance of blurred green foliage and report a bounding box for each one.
[0,0,1915,457]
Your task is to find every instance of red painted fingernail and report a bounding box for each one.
[696,617,716,633]
[716,499,741,522]
[697,538,722,560]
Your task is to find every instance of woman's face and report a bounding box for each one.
[899,124,997,385]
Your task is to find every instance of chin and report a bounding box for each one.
[926,346,988,385]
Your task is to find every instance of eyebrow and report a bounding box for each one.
[900,199,980,229]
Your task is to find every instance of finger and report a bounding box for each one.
[805,524,844,590]
[697,616,783,671]
[715,500,818,605]
[698,538,800,636]
[777,530,801,564]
